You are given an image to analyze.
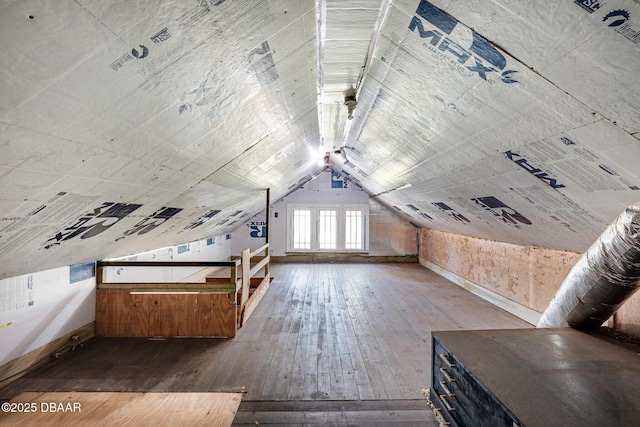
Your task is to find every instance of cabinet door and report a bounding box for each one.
[148,294,179,337]
[130,293,149,337]
[96,289,131,337]
[195,294,216,336]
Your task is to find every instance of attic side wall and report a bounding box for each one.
[0,265,96,387]
[418,229,640,337]
[0,234,231,387]
[368,199,418,256]
[616,294,640,338]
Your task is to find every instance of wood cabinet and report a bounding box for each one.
[96,289,236,338]
[95,244,271,339]
[430,328,640,427]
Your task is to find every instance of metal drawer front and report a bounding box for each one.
[432,335,521,427]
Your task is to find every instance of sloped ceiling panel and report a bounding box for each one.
[0,0,320,279]
[340,0,640,253]
[318,0,382,151]
[2,0,640,279]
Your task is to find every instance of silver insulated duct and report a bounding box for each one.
[538,203,640,329]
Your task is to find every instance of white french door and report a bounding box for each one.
[287,204,368,252]
[317,209,337,249]
[292,208,312,249]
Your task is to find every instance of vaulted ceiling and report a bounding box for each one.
[1,0,639,279]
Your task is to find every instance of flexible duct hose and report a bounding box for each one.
[538,203,640,329]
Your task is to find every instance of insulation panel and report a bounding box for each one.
[1,0,640,279]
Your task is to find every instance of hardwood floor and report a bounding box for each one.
[1,263,532,425]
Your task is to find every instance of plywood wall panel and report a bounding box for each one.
[615,291,640,338]
[211,294,237,338]
[421,228,640,337]
[530,247,582,313]
[196,294,216,337]
[420,229,581,313]
[111,290,132,337]
[96,291,240,337]
[147,294,180,337]
[130,293,149,337]
[95,290,108,337]
[177,294,197,337]
[96,289,131,337]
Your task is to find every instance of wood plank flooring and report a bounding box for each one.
[1,391,241,427]
[0,263,532,425]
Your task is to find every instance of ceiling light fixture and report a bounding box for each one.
[322,151,334,172]
[344,87,357,120]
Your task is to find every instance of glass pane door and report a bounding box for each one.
[345,210,363,249]
[317,209,337,249]
[292,209,311,249]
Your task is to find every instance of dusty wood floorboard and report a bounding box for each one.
[359,265,433,397]
[331,275,363,400]
[334,269,376,400]
[232,399,437,426]
[299,264,319,400]
[346,272,395,399]
[1,263,531,424]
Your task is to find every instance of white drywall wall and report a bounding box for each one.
[0,264,95,366]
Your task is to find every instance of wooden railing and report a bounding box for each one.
[96,244,270,338]
[239,243,270,326]
[241,243,270,311]
[97,259,242,299]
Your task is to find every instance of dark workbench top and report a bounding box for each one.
[433,328,640,427]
